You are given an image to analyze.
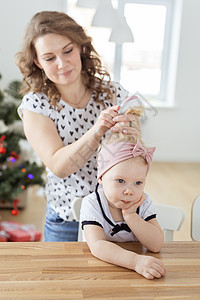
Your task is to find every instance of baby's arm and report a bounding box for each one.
[84,224,166,280]
[124,214,164,252]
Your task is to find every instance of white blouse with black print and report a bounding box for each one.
[18,82,128,221]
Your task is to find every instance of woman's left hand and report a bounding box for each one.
[111,113,141,136]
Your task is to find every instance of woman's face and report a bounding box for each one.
[34,33,82,88]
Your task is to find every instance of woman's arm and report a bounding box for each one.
[22,106,119,178]
[84,225,166,280]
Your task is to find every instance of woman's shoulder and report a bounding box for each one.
[22,92,50,104]
[109,81,129,104]
[18,92,52,119]
[110,81,126,90]
[104,80,127,92]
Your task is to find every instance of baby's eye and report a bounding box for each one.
[117,179,125,184]
[135,181,143,186]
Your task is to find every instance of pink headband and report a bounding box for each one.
[97,139,156,180]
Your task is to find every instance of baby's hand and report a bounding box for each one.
[122,193,145,217]
[133,254,166,279]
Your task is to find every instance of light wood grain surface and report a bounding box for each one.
[0,241,200,299]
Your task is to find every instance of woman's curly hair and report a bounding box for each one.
[15,11,114,109]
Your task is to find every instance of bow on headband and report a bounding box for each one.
[97,139,156,180]
[131,139,155,166]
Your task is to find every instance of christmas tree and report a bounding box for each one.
[0,74,45,215]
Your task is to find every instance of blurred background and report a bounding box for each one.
[0,0,199,242]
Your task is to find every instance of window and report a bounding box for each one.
[66,0,182,106]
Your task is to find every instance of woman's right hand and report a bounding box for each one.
[94,105,120,138]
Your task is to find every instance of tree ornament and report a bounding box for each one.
[11,199,20,216]
[10,151,19,159]
[0,146,6,154]
[0,134,7,154]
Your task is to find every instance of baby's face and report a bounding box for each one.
[100,157,147,210]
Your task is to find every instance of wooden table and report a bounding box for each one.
[0,242,200,299]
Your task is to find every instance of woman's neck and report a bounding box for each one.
[57,80,91,109]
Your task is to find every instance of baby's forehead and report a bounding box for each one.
[130,155,147,165]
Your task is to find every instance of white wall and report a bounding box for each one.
[142,0,200,162]
[0,0,65,85]
[0,0,199,162]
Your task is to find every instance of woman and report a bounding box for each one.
[16,11,141,242]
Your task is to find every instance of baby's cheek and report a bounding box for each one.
[134,192,143,203]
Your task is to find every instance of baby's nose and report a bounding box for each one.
[123,188,134,195]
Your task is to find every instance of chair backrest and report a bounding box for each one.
[191,195,200,241]
[71,196,82,220]
[155,203,185,241]
[71,197,83,241]
[71,198,185,242]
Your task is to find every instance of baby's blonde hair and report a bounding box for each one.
[101,132,142,147]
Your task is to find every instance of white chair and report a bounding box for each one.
[71,197,83,241]
[155,203,185,241]
[191,195,200,241]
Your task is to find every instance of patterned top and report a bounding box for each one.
[80,183,157,242]
[17,82,128,220]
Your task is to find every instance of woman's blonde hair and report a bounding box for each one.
[15,11,114,108]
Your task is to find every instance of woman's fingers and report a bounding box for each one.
[94,106,119,137]
[94,105,142,137]
[111,114,141,135]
